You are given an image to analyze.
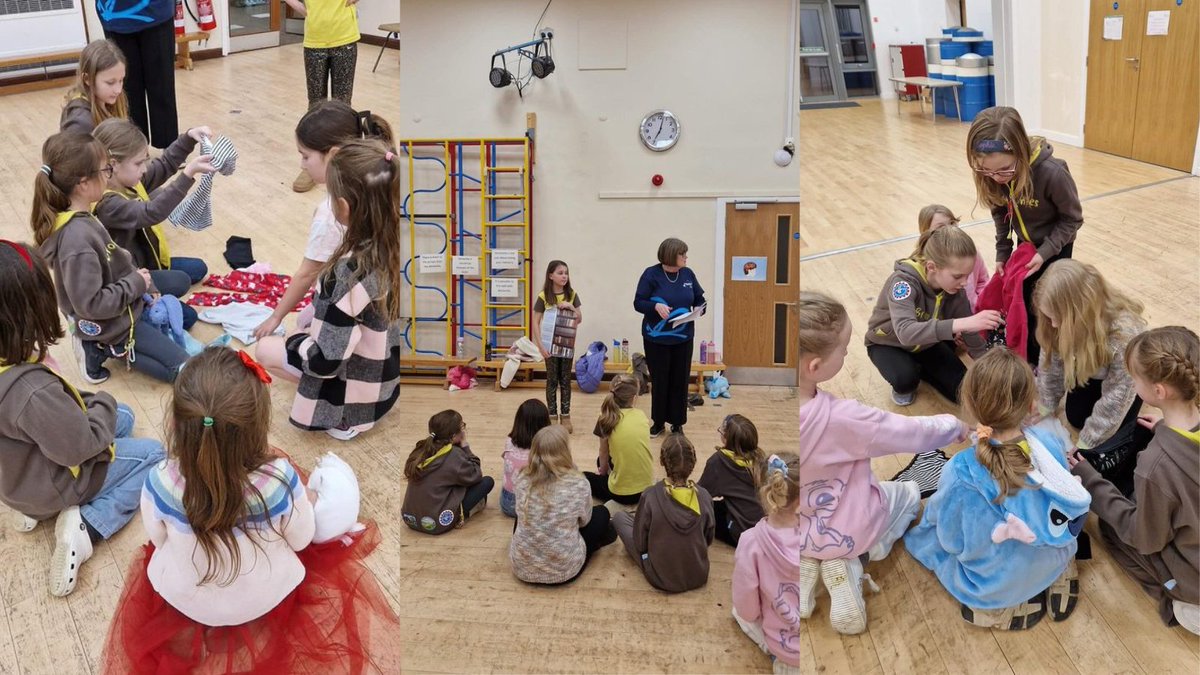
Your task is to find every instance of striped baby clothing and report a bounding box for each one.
[169,135,238,232]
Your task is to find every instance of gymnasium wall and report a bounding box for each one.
[870,0,959,101]
[398,0,798,359]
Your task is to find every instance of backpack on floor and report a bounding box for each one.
[574,341,608,393]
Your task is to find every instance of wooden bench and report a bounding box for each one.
[399,354,473,384]
[0,50,81,95]
[175,32,211,71]
[475,359,725,393]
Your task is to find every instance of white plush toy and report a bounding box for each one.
[308,452,365,544]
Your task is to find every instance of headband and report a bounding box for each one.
[974,139,1012,153]
[0,240,33,270]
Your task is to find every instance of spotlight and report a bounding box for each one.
[531,55,555,79]
[490,67,512,88]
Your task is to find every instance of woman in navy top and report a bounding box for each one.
[97,0,178,148]
[633,238,705,436]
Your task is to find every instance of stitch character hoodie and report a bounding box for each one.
[732,518,801,667]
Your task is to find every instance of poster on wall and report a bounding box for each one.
[418,254,445,274]
[452,255,480,276]
[1146,10,1169,35]
[731,256,768,281]
[491,250,521,269]
[491,278,519,298]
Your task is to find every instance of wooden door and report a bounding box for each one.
[722,203,800,386]
[1084,0,1145,158]
[1130,0,1200,171]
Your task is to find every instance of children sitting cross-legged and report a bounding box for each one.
[698,414,765,547]
[799,291,967,635]
[1069,326,1200,635]
[401,410,494,535]
[613,433,715,593]
[906,347,1091,630]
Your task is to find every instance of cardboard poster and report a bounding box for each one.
[550,308,578,359]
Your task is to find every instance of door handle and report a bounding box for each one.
[1124,56,1140,71]
[1124,57,1140,62]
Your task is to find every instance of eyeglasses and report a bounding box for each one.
[974,163,1017,179]
[97,164,115,179]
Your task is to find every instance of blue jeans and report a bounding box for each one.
[500,487,516,518]
[79,404,165,539]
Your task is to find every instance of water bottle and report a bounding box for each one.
[700,339,708,364]
[712,342,721,364]
[621,338,629,363]
[456,335,464,357]
[613,340,621,362]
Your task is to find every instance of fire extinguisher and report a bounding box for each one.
[197,0,216,31]
[174,0,185,36]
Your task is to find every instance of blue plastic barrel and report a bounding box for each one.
[939,41,969,118]
[956,54,989,122]
[987,55,995,107]
[942,27,958,36]
[977,40,994,57]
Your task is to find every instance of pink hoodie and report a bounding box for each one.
[798,389,964,560]
[732,519,800,667]
[966,252,991,311]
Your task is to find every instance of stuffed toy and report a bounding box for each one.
[143,294,205,355]
[904,418,1090,610]
[708,372,731,399]
[308,452,365,544]
[445,359,478,391]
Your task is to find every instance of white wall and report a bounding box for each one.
[399,0,798,359]
[355,0,399,39]
[869,0,958,100]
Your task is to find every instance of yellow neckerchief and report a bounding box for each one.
[103,184,172,269]
[0,359,116,477]
[664,479,700,515]
[1006,141,1042,243]
[538,289,576,306]
[900,258,944,352]
[418,443,453,469]
[1168,425,1200,445]
[719,448,753,469]
[54,211,138,356]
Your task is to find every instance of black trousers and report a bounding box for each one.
[644,338,693,427]
[712,499,739,547]
[105,20,179,149]
[583,469,642,505]
[867,341,966,403]
[1022,242,1073,367]
[461,476,495,518]
[1068,378,1153,498]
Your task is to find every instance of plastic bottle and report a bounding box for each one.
[711,342,721,364]
[456,336,464,357]
[621,338,629,363]
[613,340,621,363]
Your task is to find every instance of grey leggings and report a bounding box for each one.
[304,43,358,107]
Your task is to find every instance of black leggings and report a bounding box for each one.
[545,356,572,415]
[105,20,178,149]
[461,477,495,519]
[1022,243,1073,367]
[1068,379,1153,498]
[644,338,693,427]
[583,469,642,505]
[867,341,966,403]
[712,499,739,547]
[513,505,614,586]
[304,43,358,107]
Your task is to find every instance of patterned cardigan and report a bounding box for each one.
[286,259,400,431]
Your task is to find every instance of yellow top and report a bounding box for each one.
[103,184,172,269]
[665,480,700,515]
[1169,426,1200,445]
[606,408,654,496]
[303,0,360,49]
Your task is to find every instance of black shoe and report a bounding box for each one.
[670,424,684,435]
[649,423,665,438]
[78,340,110,385]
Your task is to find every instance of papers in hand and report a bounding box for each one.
[670,304,705,328]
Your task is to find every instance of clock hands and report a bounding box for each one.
[653,118,664,142]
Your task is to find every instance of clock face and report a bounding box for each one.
[640,110,680,152]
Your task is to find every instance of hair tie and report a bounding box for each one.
[976,424,994,443]
[40,165,52,177]
[429,432,436,439]
[974,139,1012,153]
[356,109,372,137]
[0,240,33,270]
[767,454,788,477]
[384,151,394,162]
[202,416,214,427]
[237,350,272,384]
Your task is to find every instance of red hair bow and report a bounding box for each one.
[238,349,273,384]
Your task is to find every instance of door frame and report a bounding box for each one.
[711,196,801,383]
[226,0,282,53]
[799,1,845,102]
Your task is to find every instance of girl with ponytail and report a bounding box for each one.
[401,409,494,535]
[103,346,400,672]
[584,374,654,509]
[731,451,800,674]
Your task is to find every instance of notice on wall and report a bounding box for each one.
[1103,15,1123,40]
[491,249,521,270]
[732,256,768,282]
[418,253,445,274]
[451,255,479,276]
[491,278,519,298]
[1146,10,1170,35]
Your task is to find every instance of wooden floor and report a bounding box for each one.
[0,44,401,673]
[800,99,1200,674]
